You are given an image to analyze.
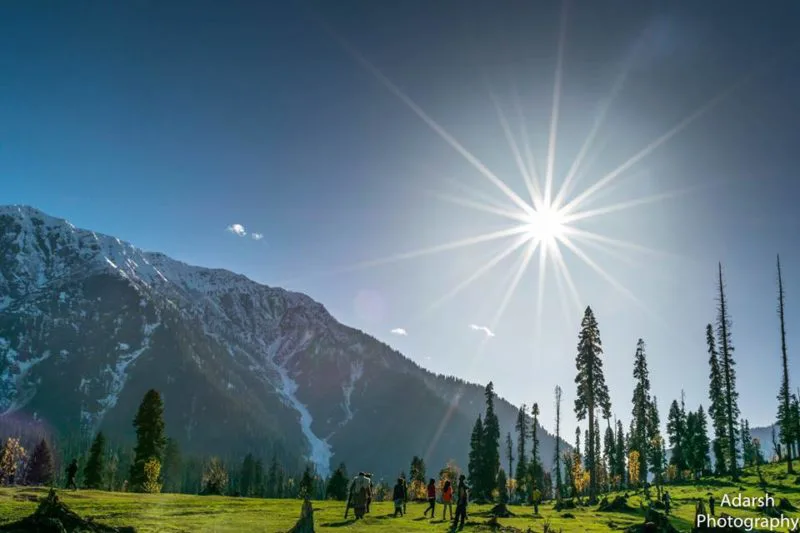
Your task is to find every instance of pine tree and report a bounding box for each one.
[515,404,528,497]
[614,420,626,486]
[741,420,756,467]
[25,439,55,486]
[130,389,167,491]
[326,463,348,500]
[593,418,603,492]
[776,255,795,473]
[161,438,182,494]
[684,407,710,478]
[240,453,256,497]
[716,263,741,480]
[505,432,514,491]
[481,382,501,499]
[695,407,710,474]
[647,399,665,495]
[631,338,651,483]
[105,449,119,491]
[410,455,426,485]
[553,386,563,500]
[468,415,484,496]
[275,465,284,498]
[562,451,574,497]
[497,468,509,503]
[266,454,279,498]
[574,306,611,501]
[707,324,728,474]
[666,399,687,476]
[84,432,106,489]
[530,402,542,492]
[603,422,615,487]
[253,458,264,497]
[299,464,314,499]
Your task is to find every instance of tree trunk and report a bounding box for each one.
[288,498,314,533]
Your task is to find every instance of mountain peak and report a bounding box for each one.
[1,205,567,478]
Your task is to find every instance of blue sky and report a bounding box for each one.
[2,0,799,436]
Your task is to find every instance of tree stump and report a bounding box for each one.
[288,498,315,533]
[489,503,515,517]
[0,489,137,532]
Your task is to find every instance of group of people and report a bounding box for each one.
[348,471,470,530]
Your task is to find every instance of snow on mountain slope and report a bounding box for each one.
[0,205,566,477]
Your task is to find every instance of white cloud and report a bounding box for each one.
[390,328,408,336]
[251,232,264,241]
[469,324,495,337]
[226,224,247,237]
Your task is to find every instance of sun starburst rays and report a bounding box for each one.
[303,3,748,340]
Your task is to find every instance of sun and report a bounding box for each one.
[525,204,567,244]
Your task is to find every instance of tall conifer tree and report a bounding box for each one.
[515,405,528,493]
[603,422,615,486]
[574,306,611,501]
[614,420,626,485]
[707,324,727,474]
[667,399,687,475]
[26,439,55,486]
[130,389,167,491]
[716,263,740,480]
[481,382,501,499]
[530,402,542,491]
[505,432,514,488]
[468,415,484,494]
[84,432,106,489]
[631,338,651,482]
[776,255,794,473]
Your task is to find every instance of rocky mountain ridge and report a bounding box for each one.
[0,205,565,478]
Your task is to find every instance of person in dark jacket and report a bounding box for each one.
[66,459,78,490]
[423,478,437,518]
[453,474,469,530]
[393,478,405,517]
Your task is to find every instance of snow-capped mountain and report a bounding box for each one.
[0,205,564,478]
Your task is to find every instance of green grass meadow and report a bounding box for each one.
[3,463,800,532]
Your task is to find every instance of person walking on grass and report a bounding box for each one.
[663,491,671,515]
[393,478,405,517]
[423,478,437,518]
[65,459,78,490]
[347,472,370,520]
[364,472,373,514]
[441,480,454,520]
[452,474,469,530]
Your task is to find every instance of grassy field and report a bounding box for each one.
[2,463,799,532]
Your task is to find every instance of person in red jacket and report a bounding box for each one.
[423,478,437,518]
